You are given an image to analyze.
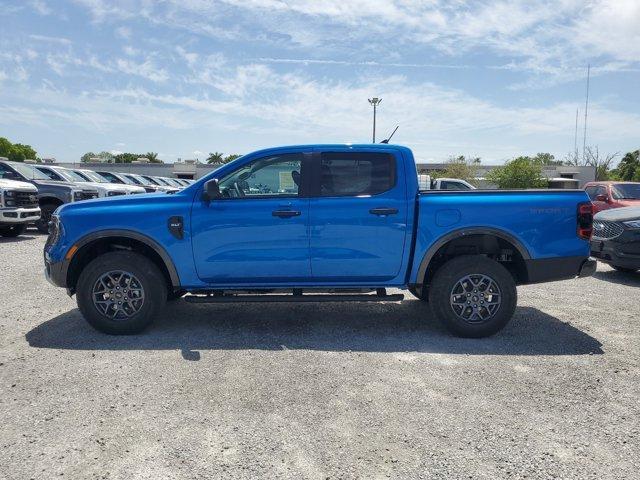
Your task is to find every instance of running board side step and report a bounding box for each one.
[184,293,405,304]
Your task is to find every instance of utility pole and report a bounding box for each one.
[368,97,382,143]
[582,64,590,162]
[574,108,579,162]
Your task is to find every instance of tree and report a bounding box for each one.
[532,152,563,166]
[0,137,38,162]
[486,156,548,189]
[584,146,619,181]
[207,152,225,164]
[433,155,480,185]
[144,152,163,163]
[224,154,241,163]
[80,152,96,163]
[614,150,639,181]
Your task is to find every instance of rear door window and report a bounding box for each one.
[318,152,395,197]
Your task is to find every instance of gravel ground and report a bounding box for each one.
[1,233,639,479]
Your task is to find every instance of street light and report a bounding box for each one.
[368,97,382,143]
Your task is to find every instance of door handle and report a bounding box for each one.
[369,207,398,216]
[272,210,301,218]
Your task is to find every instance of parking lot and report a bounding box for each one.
[0,233,638,479]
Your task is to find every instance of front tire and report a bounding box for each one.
[76,251,167,334]
[428,255,517,338]
[36,203,57,233]
[0,224,26,237]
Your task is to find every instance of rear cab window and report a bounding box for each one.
[318,151,396,197]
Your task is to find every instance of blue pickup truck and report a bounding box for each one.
[44,144,596,337]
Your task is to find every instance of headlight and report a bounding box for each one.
[72,190,82,201]
[4,190,15,198]
[46,214,63,246]
[623,220,640,229]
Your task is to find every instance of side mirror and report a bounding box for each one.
[595,194,608,202]
[202,178,221,201]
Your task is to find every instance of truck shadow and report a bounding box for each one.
[0,235,38,243]
[26,301,603,358]
[592,270,640,287]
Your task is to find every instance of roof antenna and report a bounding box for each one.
[380,125,399,144]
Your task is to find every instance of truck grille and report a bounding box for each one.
[12,191,39,208]
[592,220,624,240]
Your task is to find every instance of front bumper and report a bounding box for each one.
[0,207,41,224]
[591,231,640,269]
[44,251,68,289]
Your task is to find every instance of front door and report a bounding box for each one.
[191,152,311,284]
[309,150,409,282]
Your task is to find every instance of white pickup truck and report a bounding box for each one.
[0,178,41,237]
[417,174,476,190]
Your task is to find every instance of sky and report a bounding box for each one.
[0,0,639,164]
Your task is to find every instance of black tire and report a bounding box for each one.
[408,285,428,301]
[36,203,58,233]
[76,251,167,334]
[0,224,26,237]
[428,255,517,338]
[612,265,639,273]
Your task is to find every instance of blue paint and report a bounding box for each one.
[45,144,591,290]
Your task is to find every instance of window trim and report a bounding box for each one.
[311,151,398,198]
[212,152,311,201]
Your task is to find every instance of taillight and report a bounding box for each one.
[577,202,593,240]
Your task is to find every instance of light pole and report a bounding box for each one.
[368,97,382,143]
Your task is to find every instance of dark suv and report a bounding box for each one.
[0,159,98,232]
[591,206,640,273]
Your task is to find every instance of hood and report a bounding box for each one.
[616,199,640,208]
[79,181,126,192]
[594,206,640,222]
[0,178,37,191]
[31,179,78,189]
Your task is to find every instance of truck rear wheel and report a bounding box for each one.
[428,255,517,338]
[76,251,167,334]
[0,225,26,237]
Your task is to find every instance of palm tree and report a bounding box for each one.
[207,152,224,164]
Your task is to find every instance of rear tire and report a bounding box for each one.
[0,224,26,237]
[36,203,58,233]
[612,265,639,273]
[76,251,167,334]
[428,255,517,338]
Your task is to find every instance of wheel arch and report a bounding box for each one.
[65,229,180,294]
[415,227,532,287]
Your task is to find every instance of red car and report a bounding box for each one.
[584,181,640,214]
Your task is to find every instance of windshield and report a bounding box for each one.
[56,168,88,183]
[8,162,50,180]
[611,183,640,200]
[141,175,162,186]
[127,174,153,186]
[79,170,106,182]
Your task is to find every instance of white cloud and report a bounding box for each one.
[30,0,52,16]
[115,26,132,39]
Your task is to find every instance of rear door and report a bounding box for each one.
[308,150,409,282]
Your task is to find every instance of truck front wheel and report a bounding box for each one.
[76,251,167,334]
[428,255,517,338]
[0,225,26,237]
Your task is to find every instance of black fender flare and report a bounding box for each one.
[415,227,531,286]
[66,229,180,288]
